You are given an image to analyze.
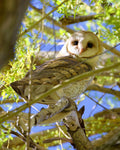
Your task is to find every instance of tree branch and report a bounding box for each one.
[86,84,120,99]
[94,107,120,119]
[19,0,71,37]
[1,125,66,149]
[1,125,46,150]
[29,4,74,34]
[59,14,100,25]
[63,102,92,150]
[102,42,120,56]
[3,83,120,104]
[93,127,120,150]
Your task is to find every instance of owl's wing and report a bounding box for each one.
[10,56,92,101]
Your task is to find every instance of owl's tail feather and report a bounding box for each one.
[10,81,25,98]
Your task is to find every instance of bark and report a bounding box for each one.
[0,0,30,69]
[62,102,92,150]
[66,126,92,150]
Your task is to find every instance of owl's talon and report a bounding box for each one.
[33,97,70,125]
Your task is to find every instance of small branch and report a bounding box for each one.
[0,62,120,124]
[29,4,74,34]
[0,98,24,104]
[94,107,120,119]
[98,71,120,78]
[1,125,46,150]
[43,137,72,144]
[1,126,65,149]
[19,0,70,37]
[102,42,120,56]
[30,2,103,26]
[84,93,107,110]
[86,84,120,99]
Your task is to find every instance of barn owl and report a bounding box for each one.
[10,31,103,127]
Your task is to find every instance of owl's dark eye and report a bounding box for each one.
[87,42,93,48]
[72,40,78,45]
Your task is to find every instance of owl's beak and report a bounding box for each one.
[78,47,85,54]
[78,42,86,54]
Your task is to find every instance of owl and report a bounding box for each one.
[10,31,103,126]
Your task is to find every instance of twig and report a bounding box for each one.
[88,93,106,117]
[43,137,72,144]
[1,125,45,150]
[56,122,71,139]
[19,0,69,37]
[102,42,120,56]
[26,56,33,149]
[85,94,108,110]
[29,4,74,34]
[86,84,120,99]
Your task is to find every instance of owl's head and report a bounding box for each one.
[57,31,103,59]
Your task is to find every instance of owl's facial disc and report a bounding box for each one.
[67,32,100,58]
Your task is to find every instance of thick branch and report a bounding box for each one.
[86,84,120,99]
[0,62,120,124]
[0,0,30,69]
[66,126,92,150]
[63,103,92,150]
[93,127,120,150]
[60,14,99,25]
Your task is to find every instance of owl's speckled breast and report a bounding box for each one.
[57,77,93,99]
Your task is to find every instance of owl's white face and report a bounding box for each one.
[57,31,103,59]
[67,31,102,58]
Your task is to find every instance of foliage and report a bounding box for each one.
[0,0,120,149]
